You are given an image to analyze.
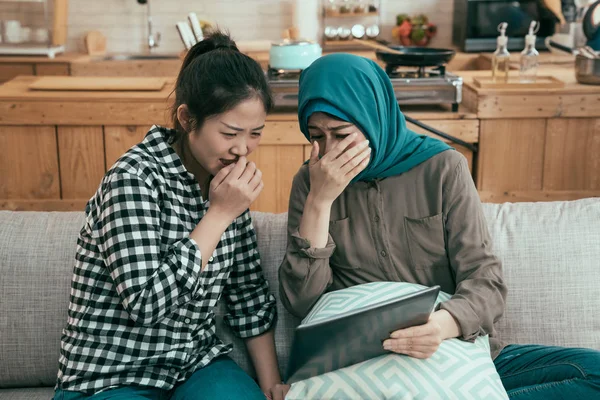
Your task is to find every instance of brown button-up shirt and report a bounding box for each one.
[279,150,508,358]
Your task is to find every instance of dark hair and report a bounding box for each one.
[171,31,272,139]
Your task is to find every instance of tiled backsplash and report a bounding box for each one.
[1,0,455,54]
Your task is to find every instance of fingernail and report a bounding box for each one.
[351,133,357,137]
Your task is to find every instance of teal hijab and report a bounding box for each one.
[298,53,452,181]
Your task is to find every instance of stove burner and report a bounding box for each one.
[267,66,303,81]
[267,64,462,113]
[386,65,447,79]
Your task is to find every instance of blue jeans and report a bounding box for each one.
[494,344,600,399]
[53,356,265,400]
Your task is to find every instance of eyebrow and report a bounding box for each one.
[221,122,265,131]
[307,123,354,131]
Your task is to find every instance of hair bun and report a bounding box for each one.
[209,32,238,52]
[181,30,238,70]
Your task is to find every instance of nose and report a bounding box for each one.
[230,136,249,157]
[323,138,336,155]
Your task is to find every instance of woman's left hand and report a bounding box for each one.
[265,383,290,400]
[383,314,444,359]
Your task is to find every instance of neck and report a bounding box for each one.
[174,136,211,194]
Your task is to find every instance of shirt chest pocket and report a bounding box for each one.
[404,213,448,270]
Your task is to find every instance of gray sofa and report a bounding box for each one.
[1,199,599,399]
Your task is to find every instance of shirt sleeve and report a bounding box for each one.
[279,167,335,319]
[96,172,205,327]
[438,156,508,341]
[223,210,277,338]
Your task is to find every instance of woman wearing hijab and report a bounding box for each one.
[279,53,600,398]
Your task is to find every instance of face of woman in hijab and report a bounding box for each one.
[307,112,367,157]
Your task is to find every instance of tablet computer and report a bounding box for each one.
[285,285,440,384]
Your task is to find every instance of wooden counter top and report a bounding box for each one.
[269,105,476,121]
[460,68,600,118]
[2,64,596,124]
[0,76,477,125]
[461,68,599,94]
[0,76,176,102]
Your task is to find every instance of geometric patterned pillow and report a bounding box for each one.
[286,282,508,400]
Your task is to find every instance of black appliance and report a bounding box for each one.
[453,0,557,52]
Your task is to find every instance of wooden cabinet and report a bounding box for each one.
[0,116,478,213]
[462,68,600,203]
[0,64,35,83]
[477,117,600,202]
[0,62,70,83]
[36,63,70,76]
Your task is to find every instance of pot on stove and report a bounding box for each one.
[269,39,322,71]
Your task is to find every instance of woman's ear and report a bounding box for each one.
[177,104,191,132]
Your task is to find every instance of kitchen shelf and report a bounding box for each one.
[324,39,371,46]
[0,44,65,58]
[324,12,378,17]
[0,0,67,57]
[321,0,382,51]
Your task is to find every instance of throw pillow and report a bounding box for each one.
[286,282,508,400]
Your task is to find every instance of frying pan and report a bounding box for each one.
[358,39,456,67]
[375,46,456,67]
[358,39,455,68]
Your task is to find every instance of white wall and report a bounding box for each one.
[1,0,456,53]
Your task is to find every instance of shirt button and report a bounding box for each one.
[374,215,380,222]
[170,368,177,375]
[184,318,191,324]
[209,256,214,262]
[380,250,387,257]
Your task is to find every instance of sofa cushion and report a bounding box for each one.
[286,282,508,400]
[0,198,598,389]
[481,199,600,349]
[0,210,297,388]
[0,211,84,388]
[0,387,55,400]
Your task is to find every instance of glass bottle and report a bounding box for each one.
[520,21,539,83]
[492,23,510,84]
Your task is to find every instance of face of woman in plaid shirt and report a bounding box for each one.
[177,96,266,177]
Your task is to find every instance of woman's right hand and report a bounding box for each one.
[307,133,371,205]
[209,156,263,221]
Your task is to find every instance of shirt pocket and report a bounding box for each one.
[328,217,361,270]
[404,213,448,270]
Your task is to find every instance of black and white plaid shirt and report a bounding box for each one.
[56,125,276,394]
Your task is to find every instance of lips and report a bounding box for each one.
[220,158,238,166]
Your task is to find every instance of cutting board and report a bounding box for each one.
[473,76,565,89]
[28,77,167,91]
[84,31,107,56]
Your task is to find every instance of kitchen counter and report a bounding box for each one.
[456,67,600,203]
[0,75,478,212]
[1,64,597,212]
[0,76,477,125]
[460,68,600,119]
